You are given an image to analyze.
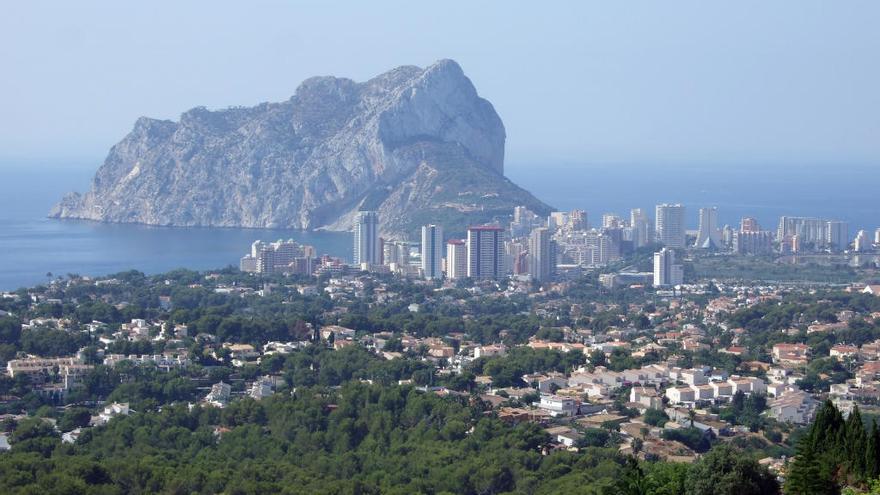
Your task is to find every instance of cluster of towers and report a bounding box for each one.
[352,211,553,282]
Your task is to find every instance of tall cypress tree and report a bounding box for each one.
[866,420,880,481]
[846,405,867,477]
[812,400,844,452]
[786,433,836,495]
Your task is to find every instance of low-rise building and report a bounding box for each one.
[205,382,232,408]
[545,426,582,447]
[630,386,663,410]
[665,386,696,404]
[538,394,579,417]
[6,357,93,392]
[474,344,507,359]
[728,376,767,395]
[90,402,130,426]
[771,343,810,365]
[830,345,860,361]
[767,391,818,424]
[709,381,734,399]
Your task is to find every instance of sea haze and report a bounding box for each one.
[0,160,876,291]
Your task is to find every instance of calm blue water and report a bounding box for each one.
[507,161,879,236]
[0,164,352,291]
[1,160,877,291]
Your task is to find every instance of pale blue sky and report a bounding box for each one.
[2,1,879,168]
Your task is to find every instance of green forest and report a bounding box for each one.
[1,379,780,495]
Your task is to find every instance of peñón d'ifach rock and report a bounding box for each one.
[50,59,551,237]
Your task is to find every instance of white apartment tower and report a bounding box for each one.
[446,240,467,279]
[826,221,849,252]
[855,230,870,253]
[630,208,652,249]
[467,226,504,280]
[353,211,381,266]
[653,247,684,287]
[420,224,444,280]
[528,227,555,283]
[777,217,827,247]
[569,209,588,231]
[656,204,686,249]
[547,212,568,230]
[602,213,623,229]
[694,207,721,249]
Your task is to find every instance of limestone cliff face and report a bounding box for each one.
[51,59,550,236]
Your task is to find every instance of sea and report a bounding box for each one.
[0,163,353,291]
[0,160,877,291]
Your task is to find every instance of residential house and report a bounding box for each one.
[205,382,232,408]
[771,343,810,366]
[538,394,579,417]
[767,391,818,424]
[665,386,696,405]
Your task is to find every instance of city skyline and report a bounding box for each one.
[237,201,880,284]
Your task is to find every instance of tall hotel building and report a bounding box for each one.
[630,208,652,248]
[655,204,686,249]
[694,207,721,249]
[776,217,826,247]
[446,239,467,279]
[467,225,503,280]
[420,224,444,280]
[653,247,684,287]
[528,227,556,283]
[353,211,381,266]
[855,230,870,252]
[740,217,760,233]
[825,220,849,252]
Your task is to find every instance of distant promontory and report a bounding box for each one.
[50,59,550,236]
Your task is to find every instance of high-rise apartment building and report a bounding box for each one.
[630,208,652,249]
[777,217,826,249]
[656,204,686,249]
[602,213,623,229]
[733,231,773,256]
[511,206,541,238]
[353,211,381,266]
[467,226,503,279]
[694,207,721,249]
[722,225,735,247]
[241,239,315,274]
[855,230,870,252]
[598,228,622,264]
[653,248,684,287]
[569,209,588,231]
[420,224,444,279]
[446,240,467,279]
[383,240,411,266]
[740,217,760,233]
[548,212,569,230]
[528,227,555,283]
[504,239,527,275]
[825,221,849,252]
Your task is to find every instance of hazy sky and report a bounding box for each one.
[2,1,879,168]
